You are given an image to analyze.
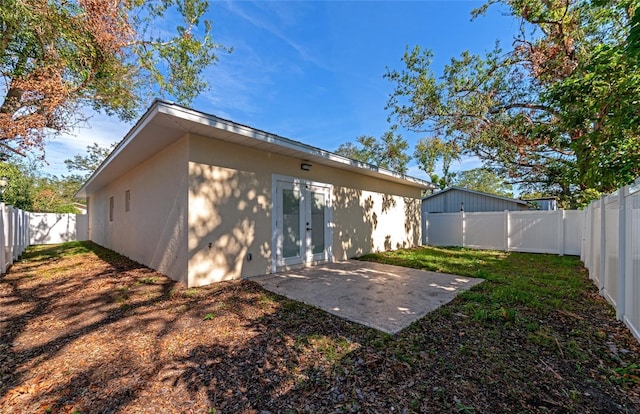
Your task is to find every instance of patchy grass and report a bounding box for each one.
[0,242,638,413]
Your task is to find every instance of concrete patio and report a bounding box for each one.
[252,260,484,334]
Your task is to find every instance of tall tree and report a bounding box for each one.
[0,161,35,210]
[335,130,411,174]
[413,137,460,189]
[0,0,229,157]
[385,0,638,206]
[454,168,514,198]
[65,142,116,182]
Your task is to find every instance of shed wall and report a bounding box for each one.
[422,189,528,213]
[87,136,189,284]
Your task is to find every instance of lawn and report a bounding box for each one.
[0,242,639,413]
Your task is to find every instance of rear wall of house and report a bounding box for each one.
[87,136,190,284]
[187,133,422,287]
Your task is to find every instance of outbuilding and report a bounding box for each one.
[76,100,433,287]
[421,187,530,214]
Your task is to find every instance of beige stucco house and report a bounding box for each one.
[76,100,433,287]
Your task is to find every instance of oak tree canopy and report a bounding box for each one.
[0,0,228,157]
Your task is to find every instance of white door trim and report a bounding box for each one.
[271,174,333,272]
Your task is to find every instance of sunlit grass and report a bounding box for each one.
[359,246,590,314]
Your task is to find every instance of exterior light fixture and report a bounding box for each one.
[300,163,312,171]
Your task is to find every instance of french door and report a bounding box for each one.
[273,176,332,269]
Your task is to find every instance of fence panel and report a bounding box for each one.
[564,210,583,255]
[29,213,87,245]
[424,213,463,246]
[603,194,620,306]
[507,211,560,254]
[464,212,506,250]
[591,202,602,284]
[424,209,581,256]
[625,191,640,339]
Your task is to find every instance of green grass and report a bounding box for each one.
[359,246,590,315]
[20,241,91,262]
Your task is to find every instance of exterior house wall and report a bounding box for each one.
[88,136,190,284]
[187,134,422,286]
[422,188,529,213]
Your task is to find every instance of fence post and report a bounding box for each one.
[624,185,636,325]
[557,209,565,256]
[0,203,5,274]
[423,212,429,246]
[461,211,466,247]
[599,195,606,294]
[6,206,13,267]
[618,185,628,320]
[504,210,510,252]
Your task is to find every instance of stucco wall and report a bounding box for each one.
[87,136,189,284]
[187,133,422,286]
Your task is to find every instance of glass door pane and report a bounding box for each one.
[310,191,325,255]
[282,188,301,259]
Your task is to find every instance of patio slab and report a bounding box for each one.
[251,260,484,334]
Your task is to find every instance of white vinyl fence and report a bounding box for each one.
[0,204,30,274]
[581,180,640,341]
[29,212,88,245]
[0,205,88,274]
[423,209,583,256]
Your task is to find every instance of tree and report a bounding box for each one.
[0,161,35,210]
[0,0,229,157]
[413,137,460,190]
[0,159,80,213]
[454,168,514,198]
[385,0,638,206]
[335,130,411,174]
[65,142,116,182]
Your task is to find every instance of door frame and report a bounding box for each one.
[271,174,333,272]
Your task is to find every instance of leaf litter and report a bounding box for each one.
[0,242,638,413]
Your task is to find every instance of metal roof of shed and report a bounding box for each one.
[421,186,529,206]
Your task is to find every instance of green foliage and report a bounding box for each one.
[0,0,229,157]
[335,129,411,173]
[454,168,514,198]
[0,160,81,213]
[64,142,116,182]
[385,0,639,206]
[414,137,460,189]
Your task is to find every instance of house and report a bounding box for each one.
[421,187,530,214]
[76,100,434,287]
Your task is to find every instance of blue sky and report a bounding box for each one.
[43,0,520,180]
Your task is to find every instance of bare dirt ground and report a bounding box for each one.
[1,242,639,413]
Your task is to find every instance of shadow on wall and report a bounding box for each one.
[29,214,76,245]
[188,164,271,286]
[333,187,374,260]
[404,197,421,248]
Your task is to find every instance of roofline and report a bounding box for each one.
[77,100,434,197]
[422,186,529,205]
[159,101,434,189]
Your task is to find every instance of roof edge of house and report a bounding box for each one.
[76,99,435,198]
